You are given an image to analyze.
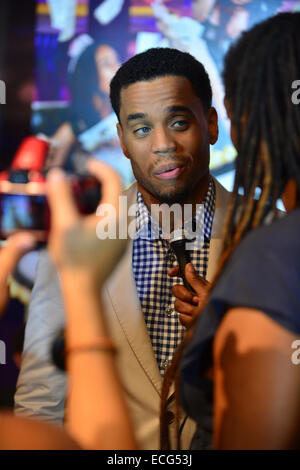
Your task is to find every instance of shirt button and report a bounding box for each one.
[162,359,170,370]
[167,252,176,263]
[165,306,174,317]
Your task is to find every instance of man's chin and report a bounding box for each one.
[153,187,191,205]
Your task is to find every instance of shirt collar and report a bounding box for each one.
[135,175,216,243]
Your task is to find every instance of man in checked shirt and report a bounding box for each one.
[15,48,230,449]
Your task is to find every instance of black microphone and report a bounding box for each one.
[169,229,195,292]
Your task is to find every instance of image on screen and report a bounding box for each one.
[32,0,296,191]
[0,193,49,235]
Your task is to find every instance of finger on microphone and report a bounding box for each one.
[168,266,180,277]
[178,313,193,328]
[47,168,79,230]
[185,263,209,296]
[174,299,197,315]
[172,284,196,303]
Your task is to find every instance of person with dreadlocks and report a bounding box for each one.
[161,12,300,450]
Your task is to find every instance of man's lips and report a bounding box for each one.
[154,163,185,180]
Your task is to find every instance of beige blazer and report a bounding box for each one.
[15,177,230,450]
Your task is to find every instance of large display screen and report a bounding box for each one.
[32,0,296,188]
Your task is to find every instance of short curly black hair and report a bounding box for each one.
[110,47,212,121]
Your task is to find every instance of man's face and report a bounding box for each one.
[117,75,218,205]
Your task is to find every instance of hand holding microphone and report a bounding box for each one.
[169,230,209,327]
[169,229,195,292]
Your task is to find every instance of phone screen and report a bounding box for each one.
[0,193,50,240]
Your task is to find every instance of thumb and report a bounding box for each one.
[0,233,36,284]
[185,263,208,296]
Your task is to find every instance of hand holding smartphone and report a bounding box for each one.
[0,137,101,243]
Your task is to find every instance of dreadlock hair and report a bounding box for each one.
[160,12,300,450]
[109,47,212,120]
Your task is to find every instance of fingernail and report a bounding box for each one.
[193,296,199,304]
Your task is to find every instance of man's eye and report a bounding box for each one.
[134,127,150,136]
[172,120,188,130]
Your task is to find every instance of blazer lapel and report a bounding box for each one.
[104,183,162,395]
[207,177,231,281]
[206,237,225,281]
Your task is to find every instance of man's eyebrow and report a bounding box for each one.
[126,112,147,123]
[125,106,192,123]
[166,105,192,114]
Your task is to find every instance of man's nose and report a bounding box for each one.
[151,126,176,155]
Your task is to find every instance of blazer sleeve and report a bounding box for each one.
[14,249,67,425]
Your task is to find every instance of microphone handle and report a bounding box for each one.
[171,240,196,293]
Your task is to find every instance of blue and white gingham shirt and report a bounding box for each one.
[132,177,216,375]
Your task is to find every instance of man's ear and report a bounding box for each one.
[208,107,218,145]
[117,123,130,159]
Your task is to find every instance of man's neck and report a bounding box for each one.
[137,172,211,213]
[137,172,211,234]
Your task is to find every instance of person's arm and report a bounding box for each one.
[46,160,137,449]
[0,233,36,317]
[0,234,75,449]
[60,270,137,449]
[0,413,79,450]
[213,307,300,449]
[1,235,66,424]
[14,249,67,425]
